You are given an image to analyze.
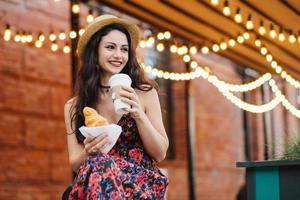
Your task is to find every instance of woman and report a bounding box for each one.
[64,15,169,199]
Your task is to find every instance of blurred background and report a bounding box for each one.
[0,0,300,199]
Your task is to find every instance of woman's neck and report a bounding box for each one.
[99,74,111,94]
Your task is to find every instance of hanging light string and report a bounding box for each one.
[209,0,300,45]
[139,29,300,90]
[254,38,300,89]
[3,18,299,91]
[1,23,87,53]
[2,22,300,117]
[140,60,300,118]
[211,72,271,92]
[2,5,299,90]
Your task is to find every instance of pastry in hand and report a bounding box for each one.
[83,107,109,127]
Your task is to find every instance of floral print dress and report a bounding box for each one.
[69,114,169,200]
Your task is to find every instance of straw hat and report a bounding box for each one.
[77,14,140,57]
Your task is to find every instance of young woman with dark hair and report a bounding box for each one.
[64,15,169,199]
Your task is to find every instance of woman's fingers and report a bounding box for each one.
[121,85,135,93]
[120,97,138,107]
[94,136,109,152]
[119,90,136,101]
[84,133,109,154]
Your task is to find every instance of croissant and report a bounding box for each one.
[83,107,109,127]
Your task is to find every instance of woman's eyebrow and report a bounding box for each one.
[105,42,128,47]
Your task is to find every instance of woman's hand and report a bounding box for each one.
[83,133,109,155]
[119,86,145,120]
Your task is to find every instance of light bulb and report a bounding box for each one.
[223,1,231,16]
[269,24,277,38]
[201,46,209,54]
[156,43,165,52]
[278,27,285,41]
[72,4,80,14]
[246,14,254,30]
[258,20,266,35]
[189,46,197,54]
[170,44,177,53]
[228,39,236,46]
[234,8,242,23]
[3,24,11,41]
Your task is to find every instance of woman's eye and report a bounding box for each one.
[106,45,114,50]
[121,48,128,52]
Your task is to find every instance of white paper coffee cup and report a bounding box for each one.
[108,74,132,114]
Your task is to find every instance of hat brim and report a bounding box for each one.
[77,15,140,57]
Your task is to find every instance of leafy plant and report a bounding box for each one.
[281,137,300,160]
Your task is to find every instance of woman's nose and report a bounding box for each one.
[113,49,122,59]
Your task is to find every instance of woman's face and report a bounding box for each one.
[98,30,129,77]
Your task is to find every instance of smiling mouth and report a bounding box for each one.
[109,61,122,67]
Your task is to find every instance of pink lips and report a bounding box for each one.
[109,60,122,67]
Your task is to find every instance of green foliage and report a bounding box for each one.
[281,138,300,160]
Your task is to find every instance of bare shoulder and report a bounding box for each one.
[64,97,77,114]
[65,97,77,105]
[135,87,158,100]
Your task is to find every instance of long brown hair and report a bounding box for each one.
[71,23,158,143]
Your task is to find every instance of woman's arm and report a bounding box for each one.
[120,87,169,162]
[64,99,87,172]
[64,99,108,172]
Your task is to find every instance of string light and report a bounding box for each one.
[266,54,273,62]
[72,3,80,14]
[220,41,227,50]
[201,46,209,54]
[59,31,66,40]
[269,24,277,38]
[260,46,267,55]
[157,32,164,40]
[215,73,272,92]
[87,9,94,23]
[223,0,231,16]
[51,41,58,52]
[3,24,11,41]
[156,43,165,52]
[228,39,236,47]
[288,30,296,43]
[79,28,85,36]
[38,33,45,42]
[164,31,171,40]
[258,41,300,89]
[208,1,299,46]
[69,30,77,39]
[255,39,261,47]
[237,35,245,43]
[210,0,219,6]
[183,54,191,62]
[49,32,57,41]
[26,32,33,43]
[190,61,198,69]
[14,31,21,42]
[35,40,42,48]
[63,43,71,54]
[189,46,197,54]
[258,20,266,35]
[21,32,27,43]
[243,32,250,40]
[212,43,220,52]
[140,60,300,118]
[246,14,254,30]
[170,44,177,53]
[234,8,242,23]
[146,36,155,47]
[278,27,285,41]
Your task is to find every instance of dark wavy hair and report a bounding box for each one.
[71,23,157,143]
